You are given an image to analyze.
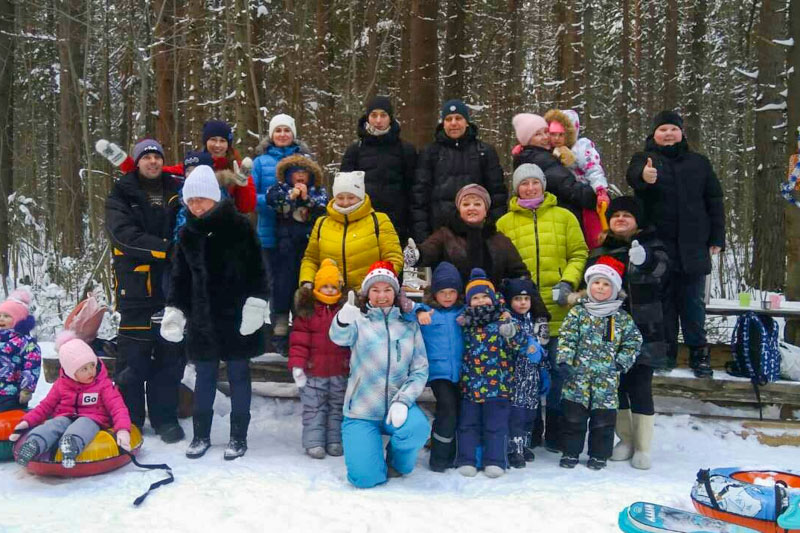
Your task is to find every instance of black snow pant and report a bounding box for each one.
[561,400,616,460]
[429,379,460,469]
[618,364,655,415]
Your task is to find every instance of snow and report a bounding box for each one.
[773,38,794,47]
[754,102,787,112]
[3,369,799,532]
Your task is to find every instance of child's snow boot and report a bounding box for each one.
[689,346,714,379]
[458,465,478,477]
[306,446,326,459]
[484,465,505,478]
[59,434,80,469]
[559,454,579,469]
[326,443,343,457]
[224,413,249,460]
[186,411,213,459]
[631,413,654,470]
[15,439,41,467]
[610,409,634,461]
[523,432,536,462]
[508,437,526,469]
[586,457,607,470]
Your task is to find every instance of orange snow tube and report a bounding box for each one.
[0,409,26,461]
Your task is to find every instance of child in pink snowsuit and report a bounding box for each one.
[11,331,132,469]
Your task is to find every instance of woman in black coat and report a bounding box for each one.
[626,110,725,379]
[340,96,417,243]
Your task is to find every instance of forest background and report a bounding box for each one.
[0,0,798,341]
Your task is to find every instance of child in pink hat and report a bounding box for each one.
[10,331,132,469]
[0,289,41,412]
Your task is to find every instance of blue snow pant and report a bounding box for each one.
[193,359,252,417]
[456,398,510,470]
[342,404,430,488]
[509,405,536,439]
[270,221,312,316]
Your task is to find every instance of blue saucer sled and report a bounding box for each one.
[619,502,759,533]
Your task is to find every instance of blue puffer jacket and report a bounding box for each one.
[405,302,464,384]
[252,140,308,249]
[330,305,429,421]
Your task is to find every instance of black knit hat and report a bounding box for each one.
[202,120,233,145]
[503,277,536,301]
[607,196,644,228]
[365,95,393,118]
[652,110,683,132]
[441,99,470,122]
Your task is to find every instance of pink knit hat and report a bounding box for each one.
[512,113,548,146]
[56,330,97,381]
[0,289,32,327]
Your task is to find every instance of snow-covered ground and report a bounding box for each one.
[3,366,799,532]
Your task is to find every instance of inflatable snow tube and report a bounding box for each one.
[13,425,143,478]
[0,409,26,461]
[619,501,760,532]
[691,468,800,533]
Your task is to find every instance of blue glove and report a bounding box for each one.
[539,367,551,397]
[525,337,544,364]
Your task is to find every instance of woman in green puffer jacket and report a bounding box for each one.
[496,163,588,453]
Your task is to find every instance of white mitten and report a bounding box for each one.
[8,420,28,442]
[240,297,268,336]
[385,402,409,427]
[231,160,249,187]
[240,157,253,176]
[403,238,420,267]
[335,291,361,325]
[628,239,646,266]
[95,139,128,167]
[292,368,307,388]
[498,320,516,338]
[160,306,187,343]
[116,430,131,451]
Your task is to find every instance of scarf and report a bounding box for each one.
[583,296,623,318]
[459,304,502,328]
[332,199,365,216]
[365,123,391,137]
[518,197,544,210]
[451,216,494,281]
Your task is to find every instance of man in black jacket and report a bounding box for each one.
[105,139,186,442]
[410,99,507,243]
[340,96,417,243]
[626,111,725,378]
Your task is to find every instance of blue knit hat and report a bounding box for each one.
[202,120,233,145]
[431,262,462,294]
[441,99,470,123]
[465,268,496,304]
[183,150,214,170]
[132,139,164,165]
[503,277,536,301]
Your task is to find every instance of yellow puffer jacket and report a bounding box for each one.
[496,193,588,334]
[300,196,403,292]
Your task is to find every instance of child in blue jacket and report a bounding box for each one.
[407,261,464,472]
[329,261,429,489]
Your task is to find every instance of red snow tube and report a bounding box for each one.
[691,468,800,533]
[0,409,26,461]
[14,425,143,478]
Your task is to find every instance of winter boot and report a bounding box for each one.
[224,413,250,460]
[689,346,714,379]
[15,439,41,467]
[186,411,213,459]
[559,454,579,469]
[508,437,526,469]
[655,343,678,375]
[156,422,185,444]
[271,314,290,356]
[326,443,343,457]
[59,435,81,469]
[631,413,654,470]
[610,409,634,461]
[306,446,326,459]
[586,457,607,470]
[458,465,478,477]
[484,465,505,478]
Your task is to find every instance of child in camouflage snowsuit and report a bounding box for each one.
[556,257,641,470]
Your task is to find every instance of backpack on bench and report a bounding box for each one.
[727,311,781,419]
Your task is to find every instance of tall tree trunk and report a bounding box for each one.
[407,0,438,149]
[554,0,578,107]
[316,0,334,165]
[582,1,594,132]
[444,0,465,100]
[0,0,12,293]
[234,0,259,151]
[185,0,204,145]
[686,0,707,152]
[662,0,678,110]
[750,0,786,291]
[397,0,412,122]
[618,0,630,171]
[784,0,800,342]
[153,0,176,160]
[57,0,86,257]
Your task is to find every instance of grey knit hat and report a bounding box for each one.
[512,163,546,194]
[132,139,165,165]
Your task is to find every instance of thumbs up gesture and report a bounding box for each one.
[403,238,420,267]
[628,239,647,266]
[642,157,658,184]
[336,291,361,325]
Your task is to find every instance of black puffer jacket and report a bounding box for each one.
[512,145,596,222]
[340,117,417,242]
[168,200,268,361]
[586,227,670,368]
[411,123,507,243]
[626,137,725,276]
[105,171,182,322]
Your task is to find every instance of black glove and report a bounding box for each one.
[557,363,575,381]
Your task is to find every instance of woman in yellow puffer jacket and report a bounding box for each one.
[496,163,588,453]
[300,171,403,292]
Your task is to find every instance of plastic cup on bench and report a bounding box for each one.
[738,292,751,307]
[769,294,782,309]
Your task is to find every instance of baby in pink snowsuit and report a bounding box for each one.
[11,331,132,468]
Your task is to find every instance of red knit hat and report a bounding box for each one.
[584,256,626,293]
[360,261,400,295]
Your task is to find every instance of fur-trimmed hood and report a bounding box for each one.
[544,109,578,148]
[275,153,325,188]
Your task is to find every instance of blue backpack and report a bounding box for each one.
[727,311,781,419]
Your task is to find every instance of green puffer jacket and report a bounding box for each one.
[556,305,642,410]
[496,193,588,334]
